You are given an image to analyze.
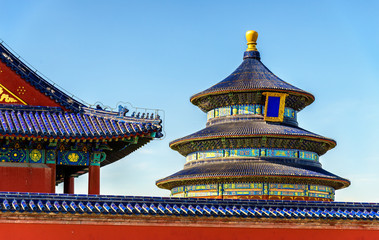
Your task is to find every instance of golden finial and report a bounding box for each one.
[246,30,258,51]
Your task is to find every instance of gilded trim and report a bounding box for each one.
[263,92,288,122]
[0,83,27,105]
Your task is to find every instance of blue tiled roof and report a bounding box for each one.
[0,192,376,221]
[156,161,350,190]
[190,51,314,108]
[0,43,85,112]
[170,121,336,152]
[0,105,162,140]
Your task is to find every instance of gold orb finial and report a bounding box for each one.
[246,30,258,51]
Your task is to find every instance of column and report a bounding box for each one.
[46,150,57,193]
[64,175,75,194]
[88,152,103,195]
[88,165,100,195]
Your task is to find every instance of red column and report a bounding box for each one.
[88,165,100,195]
[46,163,56,193]
[63,176,75,194]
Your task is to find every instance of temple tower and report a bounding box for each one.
[157,30,350,201]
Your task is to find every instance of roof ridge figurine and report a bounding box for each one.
[156,30,350,201]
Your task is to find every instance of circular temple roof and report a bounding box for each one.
[170,120,336,156]
[190,31,315,112]
[156,160,350,190]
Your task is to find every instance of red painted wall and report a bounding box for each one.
[0,222,378,240]
[0,60,62,108]
[0,164,52,193]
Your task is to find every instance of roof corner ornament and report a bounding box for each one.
[246,30,258,52]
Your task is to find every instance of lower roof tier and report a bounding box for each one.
[170,121,336,156]
[156,160,350,190]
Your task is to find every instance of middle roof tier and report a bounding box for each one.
[170,120,336,156]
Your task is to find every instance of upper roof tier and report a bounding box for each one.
[190,31,315,112]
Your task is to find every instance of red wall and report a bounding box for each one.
[0,222,378,240]
[0,164,52,193]
[0,60,62,108]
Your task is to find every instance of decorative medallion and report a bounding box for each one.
[46,150,56,164]
[30,149,42,162]
[68,153,79,163]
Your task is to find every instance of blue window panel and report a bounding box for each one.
[4,111,15,132]
[44,112,59,135]
[266,96,280,118]
[76,114,91,136]
[0,111,6,132]
[16,112,29,134]
[28,112,41,134]
[58,113,73,136]
[89,116,103,136]
[70,114,85,136]
[22,112,35,134]
[10,111,21,133]
[103,118,115,134]
[64,113,78,135]
[34,113,48,134]
[52,113,68,136]
[83,115,98,136]
[110,119,122,135]
[40,112,55,135]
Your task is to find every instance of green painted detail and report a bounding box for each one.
[125,137,139,144]
[90,152,106,166]
[48,141,57,147]
[0,148,28,163]
[46,150,56,164]
[0,148,47,163]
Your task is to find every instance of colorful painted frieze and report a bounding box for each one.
[207,109,214,120]
[299,150,319,161]
[218,107,231,117]
[0,148,45,163]
[171,183,334,200]
[206,104,296,121]
[186,148,319,162]
[229,148,259,157]
[57,150,89,166]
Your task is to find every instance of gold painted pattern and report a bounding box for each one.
[0,83,27,105]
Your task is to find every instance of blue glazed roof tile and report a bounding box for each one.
[0,106,162,140]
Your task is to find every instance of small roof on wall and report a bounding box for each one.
[0,191,377,221]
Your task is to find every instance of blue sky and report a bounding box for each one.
[1,0,379,202]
